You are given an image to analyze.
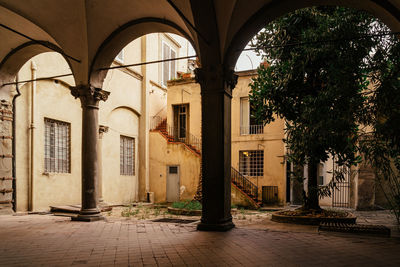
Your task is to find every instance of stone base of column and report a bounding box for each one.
[71,214,104,222]
[197,220,235,232]
[71,207,104,222]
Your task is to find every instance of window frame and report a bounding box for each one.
[120,135,136,176]
[239,150,264,177]
[161,41,177,86]
[44,118,71,173]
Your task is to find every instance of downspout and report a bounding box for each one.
[28,61,37,211]
[140,36,150,201]
[12,75,21,211]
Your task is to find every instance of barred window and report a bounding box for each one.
[239,150,264,177]
[44,118,70,173]
[120,136,135,175]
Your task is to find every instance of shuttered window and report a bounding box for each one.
[44,118,70,173]
[161,42,176,86]
[120,136,135,176]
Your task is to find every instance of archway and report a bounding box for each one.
[221,1,400,218]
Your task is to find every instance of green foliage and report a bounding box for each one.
[121,205,139,217]
[171,200,202,210]
[249,6,400,213]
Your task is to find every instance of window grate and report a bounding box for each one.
[120,136,135,176]
[239,150,264,177]
[44,118,70,173]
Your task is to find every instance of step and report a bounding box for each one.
[319,222,391,236]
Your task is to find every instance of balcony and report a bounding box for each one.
[240,125,264,135]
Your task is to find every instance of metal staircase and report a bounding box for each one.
[150,116,201,155]
[231,167,261,208]
[151,116,261,208]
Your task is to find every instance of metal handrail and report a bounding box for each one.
[231,167,258,200]
[150,115,165,131]
[150,116,202,152]
[240,125,264,135]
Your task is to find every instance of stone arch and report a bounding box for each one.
[224,0,400,69]
[0,41,75,99]
[89,18,197,88]
[109,105,141,119]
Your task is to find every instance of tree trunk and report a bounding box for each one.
[305,160,321,210]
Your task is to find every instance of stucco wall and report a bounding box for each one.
[231,71,286,205]
[162,71,287,205]
[166,78,201,138]
[149,131,200,203]
[14,38,145,210]
[12,33,192,211]
[16,78,82,211]
[102,108,139,204]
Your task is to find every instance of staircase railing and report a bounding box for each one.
[150,115,202,153]
[231,167,258,200]
[150,115,165,131]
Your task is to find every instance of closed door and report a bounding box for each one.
[167,166,180,202]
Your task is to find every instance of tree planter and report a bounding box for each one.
[271,210,357,225]
[167,207,202,216]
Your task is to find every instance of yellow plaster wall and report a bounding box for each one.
[231,71,286,204]
[154,70,287,206]
[166,78,201,138]
[102,108,139,204]
[15,79,82,211]
[149,131,200,203]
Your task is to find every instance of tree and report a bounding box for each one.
[249,6,395,210]
[360,41,400,223]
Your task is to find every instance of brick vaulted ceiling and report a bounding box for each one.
[1,0,400,85]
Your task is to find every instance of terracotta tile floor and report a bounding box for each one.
[0,214,399,266]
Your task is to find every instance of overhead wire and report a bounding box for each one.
[0,23,81,63]
[1,30,399,86]
[242,31,400,51]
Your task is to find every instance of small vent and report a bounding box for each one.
[169,166,178,174]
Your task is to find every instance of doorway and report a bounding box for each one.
[173,104,189,142]
[166,165,180,202]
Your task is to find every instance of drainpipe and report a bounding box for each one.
[28,61,37,211]
[140,35,150,201]
[11,75,21,211]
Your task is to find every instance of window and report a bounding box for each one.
[120,136,135,175]
[169,166,178,174]
[318,163,324,186]
[240,97,263,135]
[239,150,264,177]
[162,42,176,86]
[173,104,188,140]
[44,118,70,173]
[115,49,124,63]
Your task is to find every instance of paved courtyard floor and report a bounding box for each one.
[0,214,399,266]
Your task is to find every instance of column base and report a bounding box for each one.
[197,220,235,232]
[71,214,104,222]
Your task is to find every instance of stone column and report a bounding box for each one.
[195,66,237,231]
[70,85,109,221]
[98,125,108,203]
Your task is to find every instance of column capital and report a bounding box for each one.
[194,65,238,97]
[70,85,110,108]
